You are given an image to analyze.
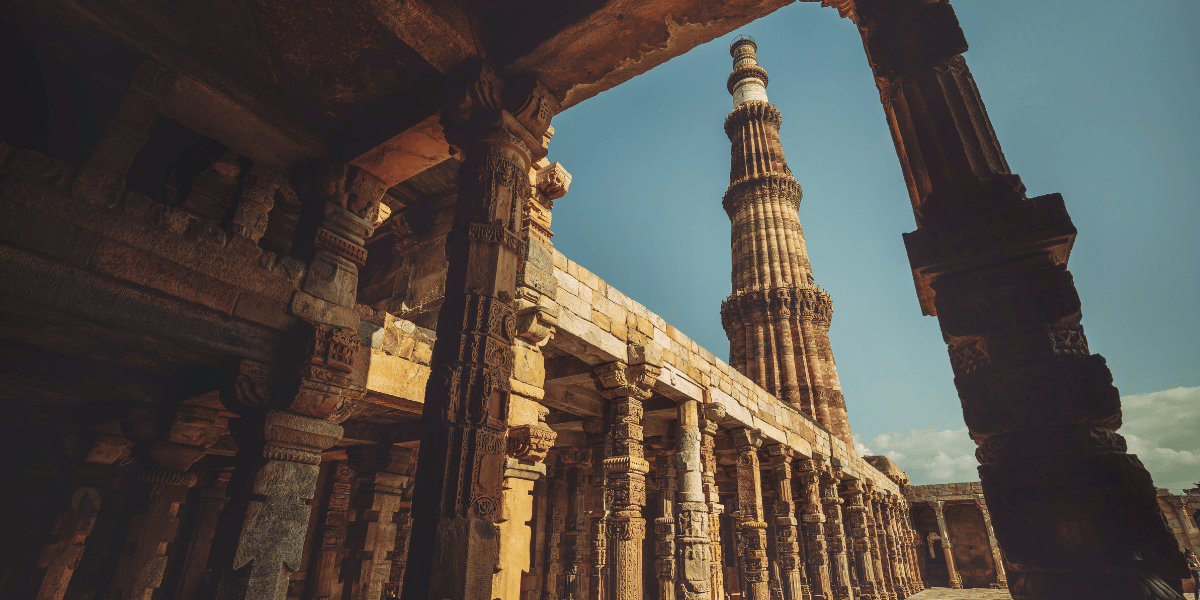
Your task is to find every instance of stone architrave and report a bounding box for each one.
[733,428,769,600]
[654,449,677,600]
[766,445,804,600]
[820,467,852,600]
[974,496,1008,589]
[847,0,1189,596]
[699,402,726,599]
[676,400,712,600]
[207,410,344,600]
[72,59,178,205]
[560,449,592,600]
[932,501,961,590]
[798,458,833,600]
[594,353,661,600]
[842,480,878,600]
[401,64,558,600]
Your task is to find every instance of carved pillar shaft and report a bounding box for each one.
[868,493,894,600]
[402,66,558,600]
[700,403,726,600]
[29,464,110,600]
[975,496,1008,589]
[655,452,677,600]
[583,417,611,600]
[735,429,769,600]
[311,462,354,599]
[932,501,961,589]
[843,481,877,600]
[227,166,280,243]
[884,501,911,596]
[676,400,712,600]
[344,447,415,600]
[821,472,852,600]
[852,0,1188,596]
[175,471,231,600]
[767,445,803,600]
[798,459,832,600]
[562,453,592,600]
[382,478,414,599]
[596,357,660,600]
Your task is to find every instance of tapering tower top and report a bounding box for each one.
[728,36,770,108]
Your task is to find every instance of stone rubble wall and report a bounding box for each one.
[544,248,903,494]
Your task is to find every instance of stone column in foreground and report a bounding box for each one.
[677,399,712,600]
[850,0,1188,596]
[975,495,1008,589]
[734,428,769,600]
[843,481,878,600]
[767,445,805,600]
[798,458,832,600]
[821,467,852,600]
[932,501,961,589]
[595,350,661,600]
[700,403,726,599]
[401,64,559,600]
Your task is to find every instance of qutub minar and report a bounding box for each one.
[720,37,852,446]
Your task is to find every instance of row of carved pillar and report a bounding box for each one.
[513,382,925,600]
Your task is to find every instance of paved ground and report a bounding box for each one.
[907,587,1012,599]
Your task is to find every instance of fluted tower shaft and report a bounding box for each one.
[719,38,852,445]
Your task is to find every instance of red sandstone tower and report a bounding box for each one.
[720,37,853,445]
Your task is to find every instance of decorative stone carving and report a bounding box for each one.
[292,323,365,423]
[733,428,769,600]
[843,480,878,600]
[506,422,557,462]
[535,162,572,201]
[767,444,805,600]
[798,457,833,600]
[699,402,726,599]
[227,167,280,243]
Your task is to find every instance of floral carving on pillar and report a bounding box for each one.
[506,423,557,463]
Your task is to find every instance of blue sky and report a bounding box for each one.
[545,0,1199,488]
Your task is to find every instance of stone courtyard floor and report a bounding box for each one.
[907,587,1012,599]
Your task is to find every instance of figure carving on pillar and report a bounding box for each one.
[700,402,726,599]
[594,351,661,600]
[798,457,833,600]
[845,0,1189,596]
[402,63,558,600]
[734,428,770,600]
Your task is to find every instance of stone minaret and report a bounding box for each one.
[719,37,852,446]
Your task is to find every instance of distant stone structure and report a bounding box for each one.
[0,0,1189,599]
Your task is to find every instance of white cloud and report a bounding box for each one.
[854,385,1200,492]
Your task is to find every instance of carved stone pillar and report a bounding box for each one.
[851,0,1189,596]
[820,468,851,600]
[798,458,832,600]
[902,507,925,592]
[28,457,114,600]
[311,462,354,599]
[226,165,281,244]
[205,410,344,600]
[561,449,592,600]
[766,445,803,600]
[175,470,232,600]
[676,399,712,600]
[655,449,677,600]
[497,410,554,600]
[932,501,961,589]
[72,59,177,205]
[884,499,912,595]
[700,403,726,599]
[344,446,416,600]
[382,475,415,599]
[974,495,1008,589]
[843,481,877,600]
[583,417,611,600]
[867,491,895,600]
[595,353,661,600]
[734,428,769,600]
[402,65,558,600]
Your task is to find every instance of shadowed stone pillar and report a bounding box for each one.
[903,507,925,593]
[28,450,116,600]
[767,445,805,600]
[401,64,558,600]
[677,399,712,600]
[883,498,912,595]
[798,458,832,600]
[583,417,611,600]
[843,481,878,600]
[561,449,592,600]
[344,446,416,600]
[734,428,769,600]
[849,0,1189,597]
[594,352,661,600]
[700,403,726,599]
[226,165,281,245]
[932,501,961,589]
[381,475,416,599]
[867,490,895,600]
[311,462,354,599]
[975,495,1008,589]
[821,468,852,600]
[175,470,232,600]
[654,449,677,600]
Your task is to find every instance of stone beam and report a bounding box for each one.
[502,0,797,109]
